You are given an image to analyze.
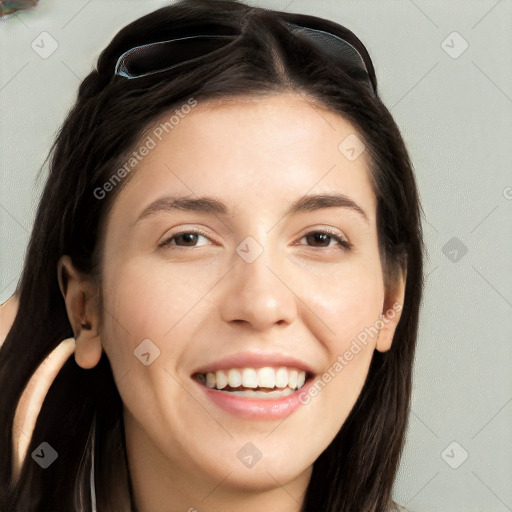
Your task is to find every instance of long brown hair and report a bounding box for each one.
[0,1,423,510]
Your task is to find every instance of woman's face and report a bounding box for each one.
[94,92,403,503]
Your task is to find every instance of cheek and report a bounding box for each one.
[101,255,207,334]
[96,259,195,433]
[301,258,385,350]
[98,256,220,379]
[295,267,383,444]
[295,256,384,427]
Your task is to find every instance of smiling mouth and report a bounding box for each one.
[193,366,311,399]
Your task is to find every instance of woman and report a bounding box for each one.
[0,0,423,510]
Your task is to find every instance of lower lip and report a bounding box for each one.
[193,377,314,420]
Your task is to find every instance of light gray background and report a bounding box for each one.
[1,1,511,510]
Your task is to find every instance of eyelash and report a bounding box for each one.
[159,228,352,251]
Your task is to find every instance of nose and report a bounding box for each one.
[219,244,297,332]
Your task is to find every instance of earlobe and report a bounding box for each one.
[74,330,103,369]
[57,256,102,369]
[375,272,406,353]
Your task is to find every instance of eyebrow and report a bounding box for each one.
[135,192,369,225]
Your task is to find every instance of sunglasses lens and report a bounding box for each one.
[283,22,373,94]
[117,35,236,78]
[115,23,374,95]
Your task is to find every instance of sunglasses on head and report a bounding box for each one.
[114,20,375,97]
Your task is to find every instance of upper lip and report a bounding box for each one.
[191,351,316,376]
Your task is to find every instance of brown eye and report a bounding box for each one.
[301,230,352,250]
[173,233,200,247]
[159,230,210,249]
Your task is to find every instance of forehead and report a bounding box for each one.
[109,92,376,224]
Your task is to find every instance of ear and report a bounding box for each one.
[57,256,102,369]
[375,269,406,353]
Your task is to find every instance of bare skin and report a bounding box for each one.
[0,293,74,479]
[59,92,406,512]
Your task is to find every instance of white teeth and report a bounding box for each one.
[275,367,288,388]
[297,370,306,389]
[215,370,228,390]
[230,388,295,398]
[258,367,275,388]
[241,368,258,388]
[288,369,298,390]
[227,369,242,388]
[197,367,308,392]
[206,372,216,388]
